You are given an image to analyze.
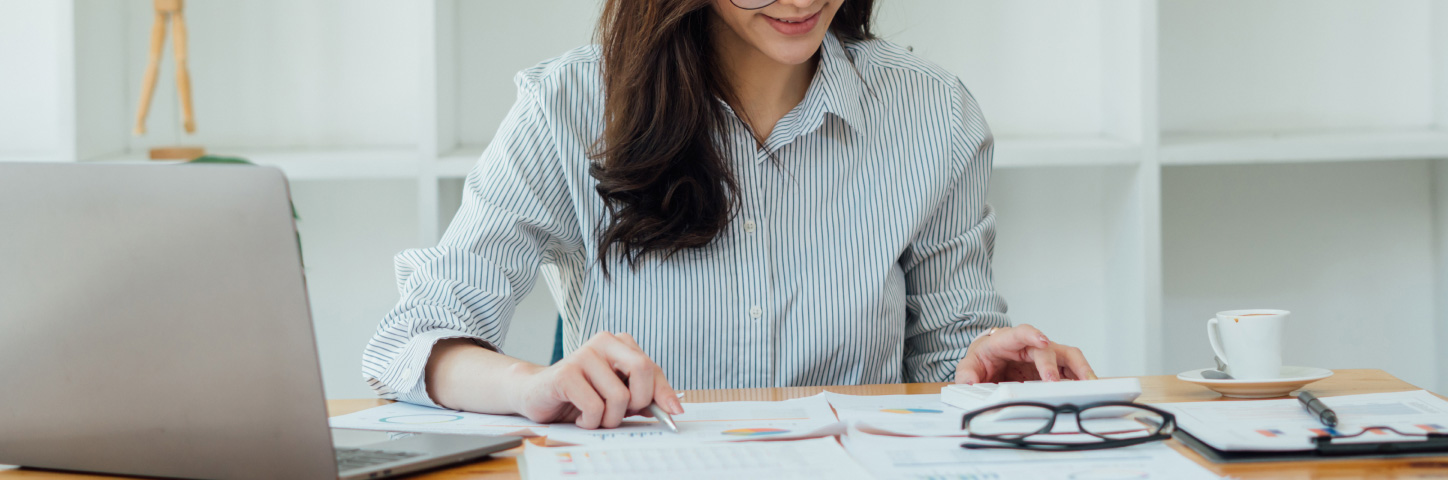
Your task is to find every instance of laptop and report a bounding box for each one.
[0,162,520,479]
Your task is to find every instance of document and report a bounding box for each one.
[328,402,546,437]
[824,392,970,436]
[521,437,871,480]
[545,394,842,445]
[329,395,840,443]
[843,427,1222,480]
[825,392,1149,440]
[1153,389,1448,451]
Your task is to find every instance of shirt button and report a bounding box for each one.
[743,220,757,234]
[749,305,762,319]
[401,367,414,378]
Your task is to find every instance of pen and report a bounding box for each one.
[1297,391,1338,427]
[648,403,679,433]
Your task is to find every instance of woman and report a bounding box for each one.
[363,0,1096,430]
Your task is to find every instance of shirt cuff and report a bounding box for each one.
[366,328,495,408]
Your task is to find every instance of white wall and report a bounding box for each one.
[989,167,1115,367]
[1436,160,1448,392]
[1435,2,1448,130]
[455,0,599,147]
[873,0,1105,138]
[119,0,423,152]
[1435,3,1448,394]
[1161,0,1434,134]
[1163,161,1437,388]
[291,180,420,399]
[0,1,64,159]
[74,0,128,161]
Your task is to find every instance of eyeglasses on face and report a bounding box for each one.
[731,0,778,10]
[959,401,1177,452]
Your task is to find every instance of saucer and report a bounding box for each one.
[1176,366,1333,398]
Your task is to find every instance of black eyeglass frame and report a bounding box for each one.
[731,0,778,10]
[1314,425,1446,440]
[959,401,1177,452]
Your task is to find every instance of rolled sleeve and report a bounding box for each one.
[901,82,1010,383]
[361,72,582,405]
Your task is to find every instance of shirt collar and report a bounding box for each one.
[721,31,871,155]
[800,31,869,135]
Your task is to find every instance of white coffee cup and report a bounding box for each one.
[1206,309,1289,380]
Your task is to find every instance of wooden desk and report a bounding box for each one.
[4,369,1445,479]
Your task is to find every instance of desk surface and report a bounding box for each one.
[4,369,1445,479]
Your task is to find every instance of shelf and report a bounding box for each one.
[1161,129,1448,165]
[437,136,1142,180]
[89,147,420,181]
[439,146,484,179]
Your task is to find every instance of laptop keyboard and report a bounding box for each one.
[336,447,424,472]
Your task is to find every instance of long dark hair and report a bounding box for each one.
[590,0,874,275]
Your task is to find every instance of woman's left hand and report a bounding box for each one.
[954,324,1096,384]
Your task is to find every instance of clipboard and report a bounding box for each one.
[1175,429,1448,463]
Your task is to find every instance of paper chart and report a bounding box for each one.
[521,437,872,480]
[544,394,842,445]
[842,427,1221,480]
[328,401,546,437]
[1153,390,1448,451]
[825,392,971,436]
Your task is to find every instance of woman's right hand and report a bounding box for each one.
[507,331,683,429]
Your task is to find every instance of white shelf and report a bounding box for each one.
[89,148,419,181]
[439,146,484,179]
[436,136,1143,180]
[1161,129,1448,165]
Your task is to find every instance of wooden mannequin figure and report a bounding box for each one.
[134,0,204,160]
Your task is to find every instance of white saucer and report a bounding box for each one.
[1176,366,1333,398]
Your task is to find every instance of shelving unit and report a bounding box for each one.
[3,0,1444,398]
[1162,130,1448,165]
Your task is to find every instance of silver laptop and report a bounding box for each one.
[0,162,519,479]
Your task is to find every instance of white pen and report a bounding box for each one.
[648,392,686,433]
[647,403,679,433]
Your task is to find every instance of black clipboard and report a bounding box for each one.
[1174,429,1448,463]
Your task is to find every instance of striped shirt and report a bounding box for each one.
[363,32,1008,407]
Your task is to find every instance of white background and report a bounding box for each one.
[1,0,1445,400]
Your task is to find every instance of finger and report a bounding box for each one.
[954,354,987,384]
[975,326,1048,360]
[556,404,581,423]
[591,333,684,415]
[1056,345,1097,380]
[622,366,655,413]
[607,336,656,413]
[1010,324,1052,349]
[614,332,642,350]
[579,353,633,428]
[652,366,683,414]
[560,372,605,429]
[1029,346,1060,381]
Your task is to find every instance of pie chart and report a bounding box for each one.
[379,414,464,424]
[721,428,791,437]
